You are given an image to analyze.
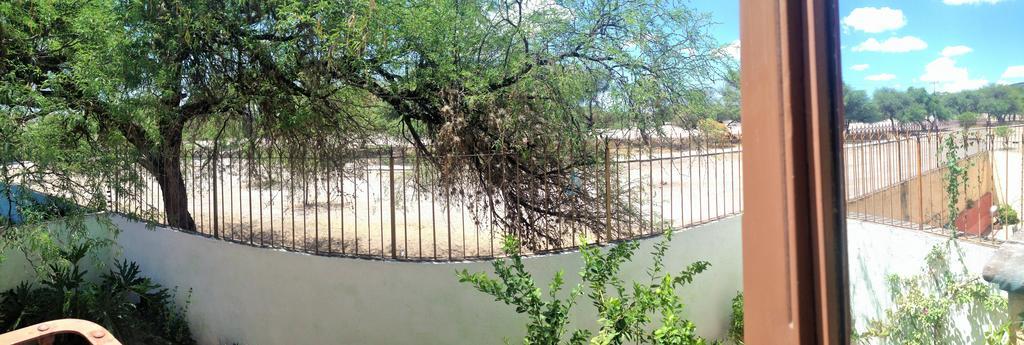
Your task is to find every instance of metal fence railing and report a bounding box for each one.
[110,130,744,261]
[843,124,1023,244]
[109,123,1023,260]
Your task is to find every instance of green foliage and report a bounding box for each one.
[995,126,1013,148]
[978,85,1024,123]
[996,204,1019,226]
[874,88,913,125]
[2,0,733,245]
[458,231,713,345]
[843,86,881,125]
[859,241,1006,345]
[944,92,981,116]
[0,241,194,344]
[940,133,971,235]
[907,87,951,128]
[710,69,741,125]
[957,112,981,128]
[727,293,743,345]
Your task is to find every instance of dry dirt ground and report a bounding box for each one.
[115,129,1015,260]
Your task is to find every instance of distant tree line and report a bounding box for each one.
[843,83,1024,130]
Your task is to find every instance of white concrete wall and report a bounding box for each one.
[847,219,1001,343]
[108,215,744,345]
[2,216,1004,344]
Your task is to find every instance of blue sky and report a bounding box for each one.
[692,0,1024,94]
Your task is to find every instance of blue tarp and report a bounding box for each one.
[0,183,62,224]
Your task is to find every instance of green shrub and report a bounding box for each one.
[458,230,712,345]
[995,125,1011,140]
[728,293,743,344]
[957,112,980,128]
[996,204,1019,226]
[859,241,1005,344]
[0,242,194,345]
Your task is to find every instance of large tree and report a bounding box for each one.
[977,84,1024,123]
[842,84,881,128]
[2,0,728,247]
[873,88,912,127]
[906,87,950,130]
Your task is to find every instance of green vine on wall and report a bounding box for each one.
[940,132,972,236]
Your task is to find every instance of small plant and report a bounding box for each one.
[727,293,743,344]
[995,125,1011,142]
[996,204,1020,226]
[0,241,195,344]
[458,230,712,345]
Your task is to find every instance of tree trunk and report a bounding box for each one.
[155,160,197,231]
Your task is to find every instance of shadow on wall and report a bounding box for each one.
[848,219,1004,344]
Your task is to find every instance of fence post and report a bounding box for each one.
[917,136,924,231]
[212,149,220,239]
[604,139,612,243]
[389,148,397,259]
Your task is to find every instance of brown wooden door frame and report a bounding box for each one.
[740,0,849,343]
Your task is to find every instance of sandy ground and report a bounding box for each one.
[112,128,1023,259]
[115,146,745,259]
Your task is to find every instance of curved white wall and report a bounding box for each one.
[109,215,744,345]
[2,215,1005,344]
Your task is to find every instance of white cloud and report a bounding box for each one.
[944,0,1003,5]
[843,7,906,33]
[724,40,741,61]
[921,57,966,82]
[920,56,988,92]
[851,64,870,71]
[852,36,928,53]
[940,79,989,92]
[1002,66,1024,79]
[941,46,973,57]
[866,73,896,81]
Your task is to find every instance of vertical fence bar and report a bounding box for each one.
[290,150,296,249]
[921,136,929,229]
[303,148,309,251]
[389,148,397,259]
[377,150,384,258]
[212,149,220,239]
[248,147,254,244]
[446,187,453,261]
[598,138,606,240]
[257,146,264,246]
[314,149,320,254]
[326,151,332,254]
[340,154,346,255]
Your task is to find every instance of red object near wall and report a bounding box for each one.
[955,192,994,236]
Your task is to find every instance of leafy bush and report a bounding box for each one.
[996,204,1019,226]
[458,230,713,345]
[957,112,980,128]
[995,125,1011,141]
[858,241,1005,344]
[728,293,743,344]
[0,242,194,345]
